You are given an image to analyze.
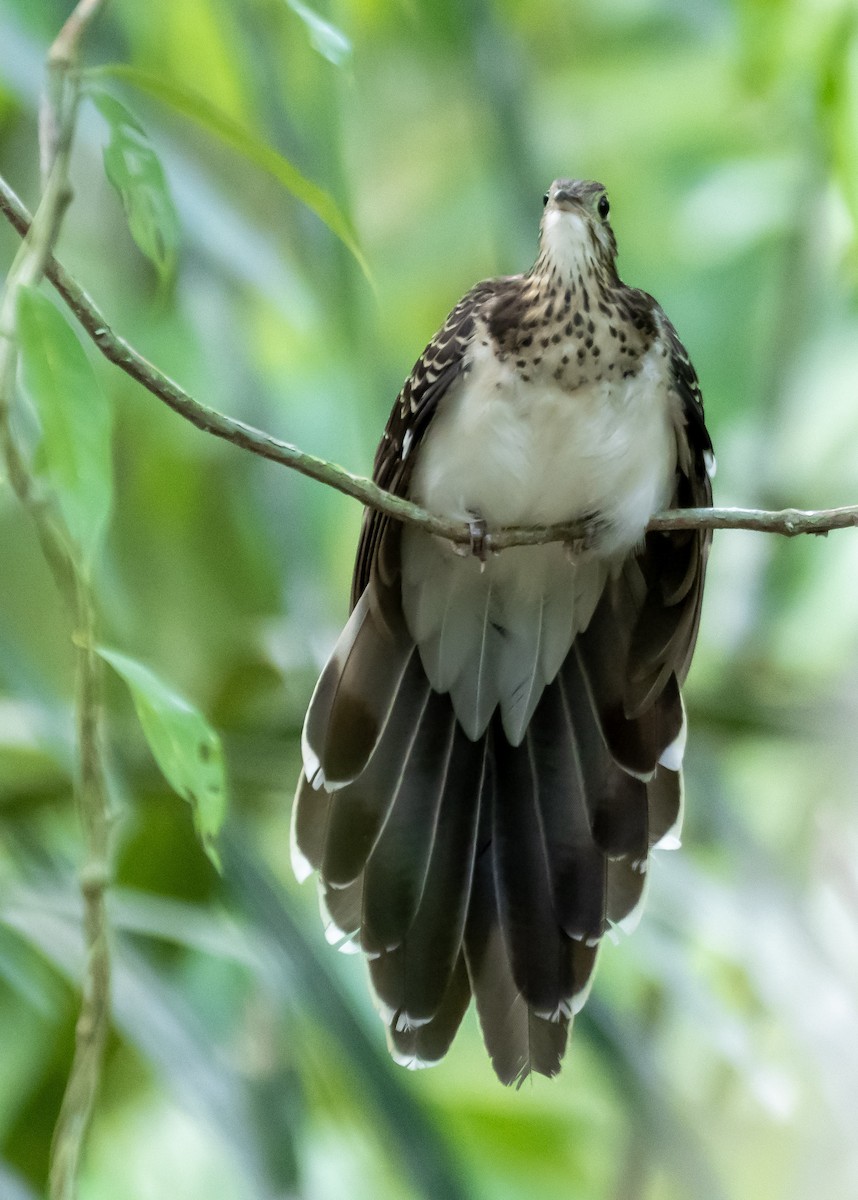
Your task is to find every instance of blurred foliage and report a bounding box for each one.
[1,0,858,1198]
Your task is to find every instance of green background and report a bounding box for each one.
[1,0,858,1197]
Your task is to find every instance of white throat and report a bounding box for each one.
[540,208,599,280]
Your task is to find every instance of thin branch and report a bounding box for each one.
[647,504,858,537]
[1,176,856,545]
[0,3,110,1198]
[50,587,110,1200]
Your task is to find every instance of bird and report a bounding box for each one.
[291,178,714,1086]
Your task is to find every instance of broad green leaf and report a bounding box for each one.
[88,88,179,286]
[16,287,112,572]
[85,64,372,284]
[97,647,227,870]
[284,0,352,66]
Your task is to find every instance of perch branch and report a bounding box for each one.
[1,178,855,545]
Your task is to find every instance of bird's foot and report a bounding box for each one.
[468,515,491,563]
[453,512,492,565]
[564,511,604,563]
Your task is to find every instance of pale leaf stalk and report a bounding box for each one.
[0,3,109,1198]
[48,587,110,1200]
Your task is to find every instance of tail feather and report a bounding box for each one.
[387,955,473,1069]
[319,876,362,947]
[529,682,607,942]
[647,763,683,849]
[465,843,570,1085]
[449,580,500,741]
[361,691,457,955]
[577,569,683,776]
[606,857,648,929]
[558,656,649,864]
[290,769,332,882]
[368,731,485,1023]
[658,528,700,606]
[605,766,682,930]
[626,600,700,718]
[321,651,429,887]
[302,588,412,789]
[626,535,706,716]
[491,725,578,1018]
[496,593,549,746]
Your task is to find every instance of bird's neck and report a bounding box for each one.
[530,214,618,295]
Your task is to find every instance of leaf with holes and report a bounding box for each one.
[98,647,228,870]
[16,287,113,573]
[90,88,179,286]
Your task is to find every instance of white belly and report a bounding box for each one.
[401,340,679,745]
[409,339,677,554]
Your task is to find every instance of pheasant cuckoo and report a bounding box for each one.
[292,179,714,1085]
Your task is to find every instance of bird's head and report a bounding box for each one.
[538,179,618,280]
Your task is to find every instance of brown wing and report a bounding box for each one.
[662,308,714,681]
[574,305,713,871]
[350,276,521,607]
[628,307,713,699]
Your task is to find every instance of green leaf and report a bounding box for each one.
[16,287,112,572]
[88,88,180,286]
[284,0,352,66]
[84,64,372,284]
[819,11,858,266]
[97,648,228,870]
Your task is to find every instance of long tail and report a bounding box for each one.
[292,585,683,1084]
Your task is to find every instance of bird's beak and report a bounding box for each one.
[551,188,582,210]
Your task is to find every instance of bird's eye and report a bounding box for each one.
[543,192,549,207]
[597,194,610,219]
